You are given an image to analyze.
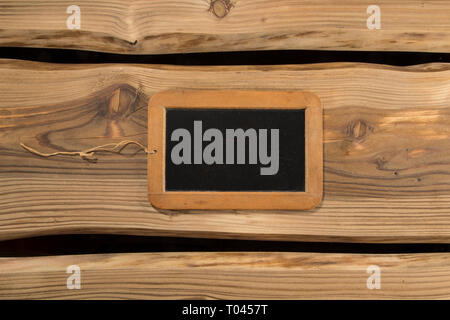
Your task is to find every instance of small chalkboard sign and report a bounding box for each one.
[148,90,322,210]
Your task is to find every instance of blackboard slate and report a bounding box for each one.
[165,108,305,191]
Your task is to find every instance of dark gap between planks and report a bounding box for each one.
[0,235,448,257]
[0,47,450,65]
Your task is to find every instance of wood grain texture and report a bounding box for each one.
[1,59,450,242]
[0,252,449,299]
[1,0,450,54]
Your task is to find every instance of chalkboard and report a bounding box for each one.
[148,90,323,210]
[165,109,305,191]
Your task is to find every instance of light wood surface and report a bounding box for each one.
[1,59,450,242]
[0,0,450,53]
[0,252,449,299]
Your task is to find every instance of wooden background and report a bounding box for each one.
[1,252,449,299]
[1,0,450,53]
[1,60,450,243]
[0,0,450,300]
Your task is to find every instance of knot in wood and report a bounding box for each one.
[105,85,139,119]
[210,0,232,18]
[347,119,372,140]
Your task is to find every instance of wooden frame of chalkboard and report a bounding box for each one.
[148,90,323,210]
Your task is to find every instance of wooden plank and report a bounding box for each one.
[1,0,450,54]
[0,252,449,299]
[1,59,450,243]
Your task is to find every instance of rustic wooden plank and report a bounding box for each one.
[1,0,450,54]
[0,252,449,299]
[1,59,450,242]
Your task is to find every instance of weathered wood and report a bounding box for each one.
[0,252,449,299]
[1,60,450,242]
[1,0,450,54]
